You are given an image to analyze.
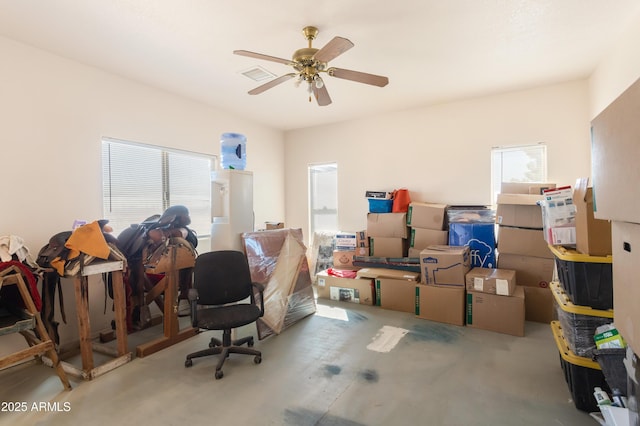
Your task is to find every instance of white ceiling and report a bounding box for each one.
[1,1,639,131]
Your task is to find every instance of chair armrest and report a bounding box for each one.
[251,282,265,317]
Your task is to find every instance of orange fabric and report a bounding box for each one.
[392,188,411,213]
[65,221,111,260]
[51,257,66,276]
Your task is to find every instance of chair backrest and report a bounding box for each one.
[193,250,253,305]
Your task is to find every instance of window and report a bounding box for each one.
[308,163,338,236]
[491,143,547,204]
[101,138,214,240]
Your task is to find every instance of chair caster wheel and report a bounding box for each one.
[215,370,223,379]
[185,359,193,367]
[254,355,262,364]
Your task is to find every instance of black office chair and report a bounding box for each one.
[184,250,264,379]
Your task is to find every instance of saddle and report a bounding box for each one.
[115,205,198,330]
[143,237,196,273]
[36,222,126,345]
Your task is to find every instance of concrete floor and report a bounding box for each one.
[1,299,595,426]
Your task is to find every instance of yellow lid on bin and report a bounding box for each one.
[551,321,601,369]
[550,281,614,318]
[548,245,612,263]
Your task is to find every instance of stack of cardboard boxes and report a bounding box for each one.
[465,267,525,336]
[406,202,449,257]
[415,245,470,326]
[495,183,556,323]
[367,212,409,258]
[332,232,357,269]
[311,192,543,338]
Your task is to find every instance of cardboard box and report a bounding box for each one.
[410,227,448,249]
[375,278,418,313]
[335,232,357,250]
[612,221,640,353]
[541,186,577,245]
[419,245,471,286]
[408,247,422,258]
[356,268,420,281]
[354,246,369,256]
[315,270,375,305]
[366,213,408,238]
[332,250,356,269]
[369,237,407,258]
[406,202,448,230]
[356,230,369,248]
[497,226,552,258]
[496,253,555,288]
[414,284,465,326]
[466,286,525,337]
[355,268,419,313]
[591,76,640,224]
[501,182,556,195]
[523,286,555,323]
[449,222,497,268]
[465,267,516,296]
[573,178,612,256]
[495,193,544,229]
[265,222,284,230]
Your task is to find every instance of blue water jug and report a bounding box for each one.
[220,132,247,170]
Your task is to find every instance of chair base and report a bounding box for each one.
[184,329,261,379]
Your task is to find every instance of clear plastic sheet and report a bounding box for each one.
[308,231,337,282]
[556,304,612,358]
[243,228,316,340]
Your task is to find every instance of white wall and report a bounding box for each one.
[0,36,285,348]
[0,36,285,249]
[284,80,592,244]
[589,9,640,118]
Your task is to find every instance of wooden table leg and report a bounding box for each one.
[135,269,196,358]
[74,275,93,373]
[110,270,128,356]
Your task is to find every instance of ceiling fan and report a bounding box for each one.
[234,26,389,106]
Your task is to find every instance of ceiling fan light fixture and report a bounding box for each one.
[234,25,389,106]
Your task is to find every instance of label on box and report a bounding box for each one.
[594,328,625,349]
[496,279,509,296]
[473,277,484,291]
[317,277,326,287]
[335,233,357,249]
[329,287,360,303]
[549,227,576,245]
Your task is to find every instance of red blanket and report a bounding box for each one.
[0,261,42,311]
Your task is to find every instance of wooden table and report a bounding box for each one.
[135,247,197,357]
[60,260,132,380]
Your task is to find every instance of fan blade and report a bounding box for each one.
[313,36,354,63]
[234,50,293,66]
[328,67,389,87]
[313,83,332,106]
[248,73,297,95]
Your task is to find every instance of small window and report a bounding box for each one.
[101,138,214,240]
[308,163,338,236]
[491,143,547,204]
